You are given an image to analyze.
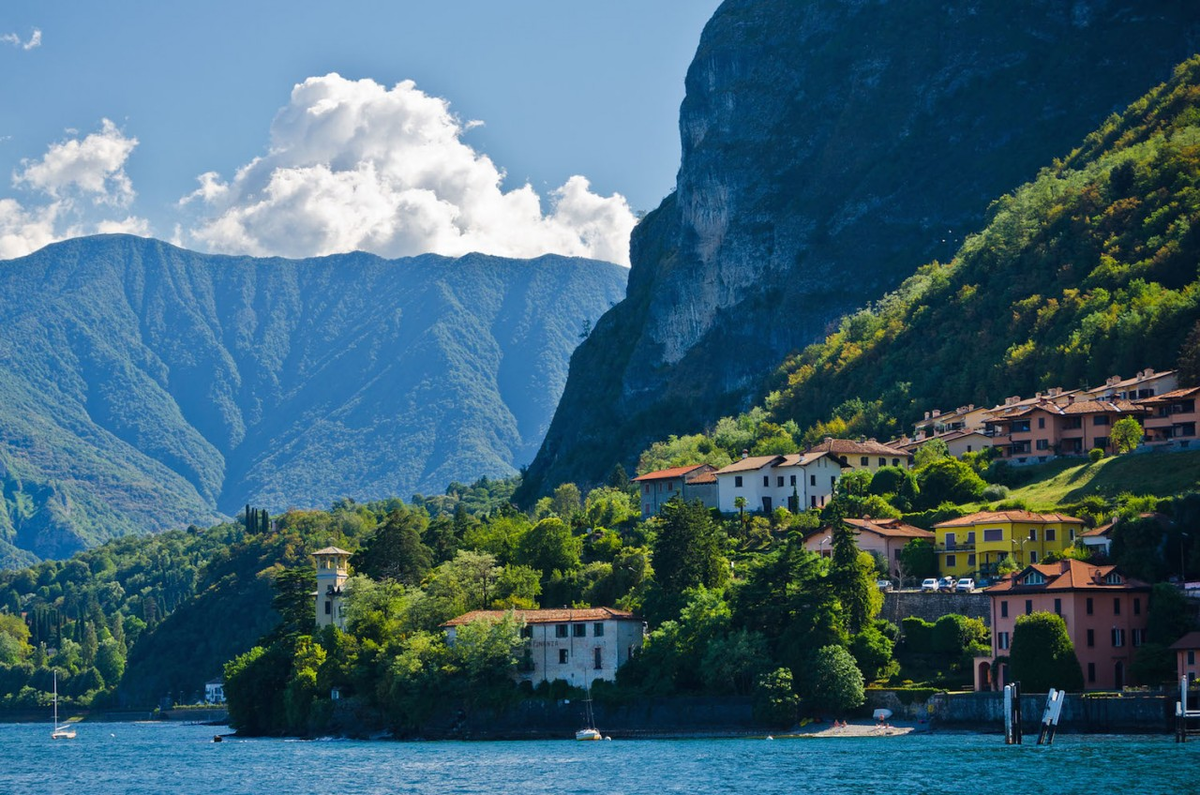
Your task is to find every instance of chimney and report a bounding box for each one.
[741,449,749,460]
[1107,375,1120,387]
[968,404,975,411]
[824,437,833,444]
[924,411,931,420]
[1067,394,1075,405]
[932,409,941,418]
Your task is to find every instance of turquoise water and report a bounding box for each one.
[0,723,1196,795]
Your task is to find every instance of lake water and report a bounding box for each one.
[1,723,1196,795]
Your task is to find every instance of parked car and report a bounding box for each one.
[875,579,893,591]
[938,576,956,592]
[956,577,976,593]
[921,578,939,592]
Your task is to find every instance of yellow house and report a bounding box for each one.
[932,511,1085,579]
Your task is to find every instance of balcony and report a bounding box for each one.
[935,542,977,553]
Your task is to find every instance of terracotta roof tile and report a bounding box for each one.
[1169,631,1200,651]
[687,471,717,484]
[934,511,1084,528]
[1138,386,1200,404]
[715,455,786,474]
[844,517,934,539]
[984,560,1150,593]
[803,438,911,458]
[632,464,706,482]
[442,607,640,627]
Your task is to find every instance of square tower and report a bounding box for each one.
[313,547,351,630]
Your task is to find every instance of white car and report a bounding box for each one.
[921,578,939,592]
[956,578,976,593]
[875,579,893,591]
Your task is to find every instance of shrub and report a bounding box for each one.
[901,617,934,653]
[851,626,899,682]
[981,484,1010,501]
[802,645,865,714]
[753,667,799,726]
[1088,447,1105,462]
[1009,612,1084,692]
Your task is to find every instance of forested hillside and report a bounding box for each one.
[0,236,625,565]
[763,57,1200,440]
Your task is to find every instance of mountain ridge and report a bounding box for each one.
[0,235,626,564]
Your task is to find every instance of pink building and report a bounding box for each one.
[1139,386,1200,448]
[985,398,1146,463]
[979,560,1150,692]
[1172,631,1200,684]
[803,517,933,580]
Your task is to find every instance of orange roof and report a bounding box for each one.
[442,607,640,627]
[688,471,717,484]
[934,510,1084,528]
[716,455,785,474]
[1081,522,1114,538]
[985,560,1150,593]
[843,517,933,539]
[804,438,911,458]
[1059,398,1144,415]
[1169,631,1200,651]
[632,464,706,482]
[1139,386,1200,404]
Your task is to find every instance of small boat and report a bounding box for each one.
[575,682,602,741]
[50,672,76,740]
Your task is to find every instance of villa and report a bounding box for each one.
[803,517,934,579]
[932,511,1085,579]
[713,451,844,513]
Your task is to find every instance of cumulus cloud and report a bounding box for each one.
[0,119,150,259]
[181,74,636,265]
[1,28,41,50]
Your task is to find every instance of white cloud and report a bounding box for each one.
[1,28,41,51]
[0,119,150,259]
[181,74,635,265]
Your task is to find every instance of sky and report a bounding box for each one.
[0,1,722,265]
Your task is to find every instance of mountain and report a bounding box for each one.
[518,0,1200,500]
[0,236,626,565]
[766,56,1200,435]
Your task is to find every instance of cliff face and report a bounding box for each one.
[0,236,626,564]
[520,0,1200,498]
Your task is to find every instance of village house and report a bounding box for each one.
[1171,631,1200,684]
[1138,386,1200,449]
[932,511,1085,579]
[442,608,645,688]
[204,678,225,704]
[713,452,844,514]
[631,464,718,518]
[896,428,994,459]
[1082,368,1178,402]
[313,546,351,631]
[978,561,1151,692]
[984,397,1146,464]
[912,403,993,440]
[803,517,934,579]
[803,437,913,473]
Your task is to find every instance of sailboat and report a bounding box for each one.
[575,681,602,741]
[50,672,75,740]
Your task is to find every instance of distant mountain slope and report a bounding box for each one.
[765,57,1200,433]
[518,0,1200,501]
[0,236,626,564]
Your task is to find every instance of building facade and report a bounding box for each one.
[803,438,913,474]
[714,452,843,514]
[932,511,1085,579]
[313,546,351,630]
[980,561,1150,691]
[1139,387,1200,448]
[442,608,645,688]
[632,464,718,518]
[985,398,1146,463]
[803,517,934,579]
[1171,631,1200,684]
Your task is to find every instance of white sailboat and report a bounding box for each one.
[50,672,75,740]
[575,681,602,741]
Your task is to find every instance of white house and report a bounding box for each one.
[204,678,225,704]
[802,437,913,474]
[714,452,843,514]
[442,607,645,688]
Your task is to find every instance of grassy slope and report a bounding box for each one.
[995,450,1200,509]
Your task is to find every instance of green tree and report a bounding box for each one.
[550,483,582,521]
[914,438,951,468]
[916,459,987,508]
[897,539,937,581]
[850,624,898,683]
[1009,612,1084,692]
[270,566,318,639]
[1111,416,1143,453]
[515,518,582,578]
[1133,583,1199,684]
[352,509,434,586]
[828,524,881,635]
[652,499,730,597]
[803,644,865,714]
[753,667,799,726]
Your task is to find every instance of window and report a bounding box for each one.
[1000,601,1008,618]
[810,475,816,486]
[983,528,1003,542]
[790,475,796,486]
[1094,415,1110,426]
[1134,598,1141,615]
[892,458,901,467]
[1113,598,1121,616]
[521,626,533,639]
[1038,417,1046,429]
[1025,599,1033,616]
[1054,598,1061,615]
[1105,572,1123,585]
[1046,528,1056,542]
[1036,439,1049,450]
[1086,629,1095,647]
[556,624,569,638]
[324,600,331,615]
[998,632,1010,650]
[860,456,869,466]
[559,649,569,664]
[1024,572,1045,585]
[1112,628,1125,647]
[574,623,587,637]
[1086,598,1094,615]
[946,554,956,568]
[735,476,743,488]
[644,484,650,494]
[968,554,976,567]
[878,457,886,467]
[643,503,650,515]
[1028,528,1038,541]
[763,476,769,487]
[1190,651,1196,665]
[1029,551,1038,563]
[1088,662,1096,683]
[593,622,605,637]
[966,531,976,544]
[777,476,784,487]
[946,532,957,550]
[594,647,603,670]
[1132,629,1145,647]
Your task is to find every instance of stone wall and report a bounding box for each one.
[881,591,991,628]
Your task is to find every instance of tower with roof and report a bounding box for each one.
[313,547,351,630]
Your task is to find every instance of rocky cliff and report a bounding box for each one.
[519,0,1200,498]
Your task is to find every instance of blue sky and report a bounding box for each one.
[0,1,721,263]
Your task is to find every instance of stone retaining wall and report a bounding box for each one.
[882,591,991,627]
